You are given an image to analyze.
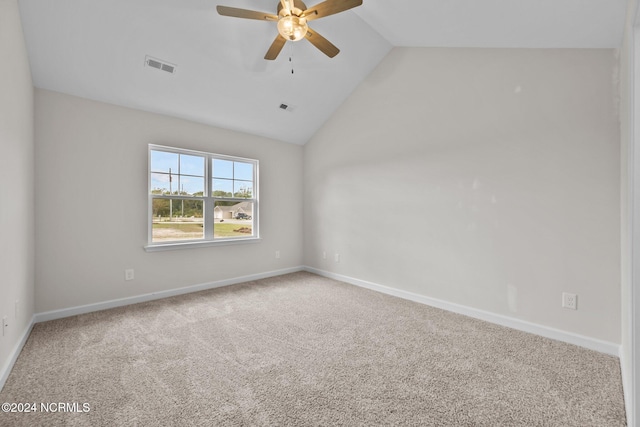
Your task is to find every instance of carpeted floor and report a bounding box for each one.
[0,272,627,426]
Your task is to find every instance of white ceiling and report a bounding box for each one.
[18,0,627,145]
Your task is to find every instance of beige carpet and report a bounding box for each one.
[0,272,626,426]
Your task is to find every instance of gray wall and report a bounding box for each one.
[34,89,303,312]
[620,0,638,423]
[0,0,35,378]
[304,47,621,343]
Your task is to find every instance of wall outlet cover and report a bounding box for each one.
[562,292,577,310]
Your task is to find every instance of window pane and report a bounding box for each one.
[233,180,253,198]
[214,201,253,238]
[213,178,233,197]
[151,151,178,174]
[178,176,204,196]
[149,146,259,246]
[151,172,174,195]
[180,154,204,177]
[213,159,233,179]
[234,162,253,181]
[152,198,204,242]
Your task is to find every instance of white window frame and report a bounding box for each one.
[145,144,259,252]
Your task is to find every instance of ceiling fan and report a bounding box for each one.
[216,0,363,60]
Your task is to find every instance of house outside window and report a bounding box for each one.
[147,145,258,249]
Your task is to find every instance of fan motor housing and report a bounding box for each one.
[277,0,307,17]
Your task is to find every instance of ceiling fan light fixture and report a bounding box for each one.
[277,15,308,41]
[217,0,364,59]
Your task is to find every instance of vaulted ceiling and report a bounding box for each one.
[18,0,627,144]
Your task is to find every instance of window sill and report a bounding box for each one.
[144,237,261,252]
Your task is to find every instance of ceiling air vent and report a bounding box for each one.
[279,102,296,112]
[145,55,176,74]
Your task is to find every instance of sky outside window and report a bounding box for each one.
[212,159,254,197]
[151,150,205,195]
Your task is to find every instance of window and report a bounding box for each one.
[147,145,258,249]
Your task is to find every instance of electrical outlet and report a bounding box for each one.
[562,292,577,310]
[2,316,8,337]
[334,253,340,263]
[125,269,135,281]
[322,251,326,260]
[275,250,280,259]
[15,300,19,319]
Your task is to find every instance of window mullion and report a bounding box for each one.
[204,155,214,240]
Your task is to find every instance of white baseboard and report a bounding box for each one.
[35,266,304,323]
[619,347,635,426]
[304,266,621,357]
[0,315,35,392]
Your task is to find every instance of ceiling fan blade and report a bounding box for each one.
[216,5,278,21]
[305,27,339,58]
[303,0,362,21]
[265,34,287,60]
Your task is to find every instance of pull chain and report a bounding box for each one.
[289,43,294,74]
